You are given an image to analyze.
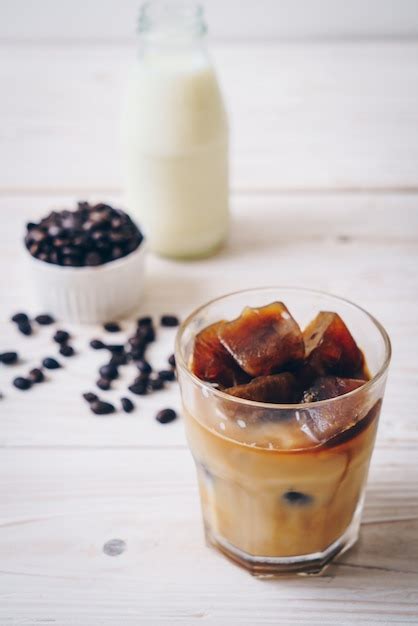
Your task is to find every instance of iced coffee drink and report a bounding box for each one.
[176,289,391,576]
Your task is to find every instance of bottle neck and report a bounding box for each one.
[138,1,207,48]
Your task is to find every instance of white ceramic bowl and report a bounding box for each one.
[26,242,146,323]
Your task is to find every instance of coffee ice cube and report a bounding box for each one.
[302,376,366,403]
[303,312,364,379]
[296,398,381,446]
[218,302,304,377]
[225,372,299,403]
[191,321,248,387]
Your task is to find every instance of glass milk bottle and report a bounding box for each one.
[121,1,229,259]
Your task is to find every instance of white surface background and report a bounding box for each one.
[1,1,418,624]
[2,0,418,41]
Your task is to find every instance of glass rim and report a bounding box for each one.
[175,286,392,411]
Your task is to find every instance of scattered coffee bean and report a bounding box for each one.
[121,397,135,413]
[160,315,180,327]
[17,321,32,336]
[137,325,156,343]
[24,202,144,267]
[35,314,55,325]
[282,491,313,506]
[128,382,148,395]
[156,408,177,424]
[168,354,176,368]
[90,339,106,350]
[13,376,32,391]
[11,312,29,324]
[130,348,145,362]
[109,352,128,366]
[106,344,125,353]
[99,363,119,380]
[158,369,175,382]
[83,392,98,403]
[149,377,164,391]
[0,351,18,365]
[136,360,152,375]
[96,377,111,391]
[28,368,44,383]
[59,344,75,357]
[53,329,70,344]
[134,371,150,383]
[90,400,116,415]
[137,316,152,326]
[42,357,61,369]
[103,322,121,333]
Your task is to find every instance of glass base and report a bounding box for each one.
[204,518,360,578]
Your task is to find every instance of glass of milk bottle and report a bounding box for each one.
[121,1,229,259]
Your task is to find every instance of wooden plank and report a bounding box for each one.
[1,192,417,447]
[0,446,417,625]
[1,0,418,43]
[1,42,418,192]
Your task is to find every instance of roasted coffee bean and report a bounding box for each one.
[282,491,313,506]
[128,335,146,350]
[160,315,180,327]
[49,250,60,265]
[83,392,98,403]
[156,408,177,424]
[53,330,70,344]
[17,321,33,336]
[99,363,119,380]
[136,360,152,375]
[109,352,128,366]
[106,344,125,353]
[96,377,111,391]
[90,339,106,350]
[128,382,148,395]
[28,368,44,383]
[130,348,145,361]
[103,322,121,333]
[59,344,75,357]
[47,225,63,238]
[158,369,175,382]
[137,325,155,343]
[25,203,143,268]
[0,351,18,365]
[121,397,135,413]
[62,255,82,267]
[13,376,32,391]
[168,354,176,368]
[90,400,116,415]
[85,251,102,266]
[35,314,55,325]
[137,316,153,327]
[134,371,150,383]
[42,357,61,369]
[149,377,164,391]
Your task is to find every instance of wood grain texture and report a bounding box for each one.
[1,35,418,624]
[1,42,418,192]
[0,446,418,625]
[1,193,417,448]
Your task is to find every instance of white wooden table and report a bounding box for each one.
[1,40,418,625]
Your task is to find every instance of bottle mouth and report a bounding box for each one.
[138,1,207,38]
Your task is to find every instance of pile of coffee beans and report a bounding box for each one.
[25,202,144,267]
[4,310,179,424]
